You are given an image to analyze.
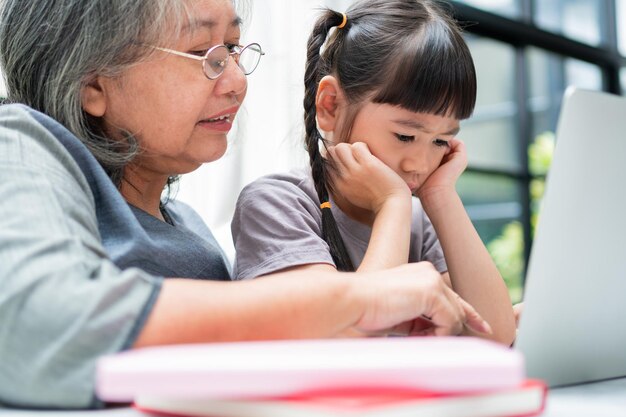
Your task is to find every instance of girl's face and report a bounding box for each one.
[347,102,460,193]
[89,0,247,176]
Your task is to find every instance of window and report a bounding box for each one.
[454,0,521,18]
[451,0,625,301]
[617,0,626,56]
[534,0,604,46]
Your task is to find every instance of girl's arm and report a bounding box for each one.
[418,139,516,345]
[326,142,413,272]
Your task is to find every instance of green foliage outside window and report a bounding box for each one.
[487,221,524,303]
[528,131,555,231]
[485,132,555,303]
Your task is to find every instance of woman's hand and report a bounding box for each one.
[417,138,467,203]
[327,142,410,214]
[352,262,493,337]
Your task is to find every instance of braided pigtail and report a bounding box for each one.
[303,9,355,271]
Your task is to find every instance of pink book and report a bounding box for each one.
[96,337,524,403]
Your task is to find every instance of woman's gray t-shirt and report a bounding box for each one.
[231,169,447,279]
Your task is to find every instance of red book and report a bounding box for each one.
[133,380,547,417]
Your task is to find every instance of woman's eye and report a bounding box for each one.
[395,133,415,143]
[225,43,240,53]
[434,138,450,148]
[190,49,209,57]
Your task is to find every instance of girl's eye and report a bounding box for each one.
[395,133,415,143]
[434,138,450,148]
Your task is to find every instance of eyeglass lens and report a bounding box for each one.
[203,46,229,79]
[202,44,263,79]
[237,43,262,75]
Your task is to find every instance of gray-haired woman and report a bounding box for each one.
[0,0,490,409]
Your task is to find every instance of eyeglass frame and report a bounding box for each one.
[152,42,265,80]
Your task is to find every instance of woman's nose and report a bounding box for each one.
[214,58,248,96]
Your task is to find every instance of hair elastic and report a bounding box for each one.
[320,202,332,210]
[337,13,348,29]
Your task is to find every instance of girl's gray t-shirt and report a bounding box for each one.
[231,169,447,279]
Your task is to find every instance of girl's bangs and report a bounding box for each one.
[372,21,477,120]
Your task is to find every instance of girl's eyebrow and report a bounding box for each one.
[392,119,460,136]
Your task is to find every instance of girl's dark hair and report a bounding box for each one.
[303,0,477,271]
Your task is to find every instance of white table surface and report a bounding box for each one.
[2,377,625,417]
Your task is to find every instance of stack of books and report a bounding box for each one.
[96,337,546,417]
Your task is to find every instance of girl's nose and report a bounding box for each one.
[401,150,432,175]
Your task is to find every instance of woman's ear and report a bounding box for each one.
[81,76,107,117]
[315,75,343,132]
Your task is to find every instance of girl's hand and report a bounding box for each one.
[327,142,410,214]
[513,302,524,328]
[417,138,467,202]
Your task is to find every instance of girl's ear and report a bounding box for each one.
[81,76,107,117]
[315,75,344,132]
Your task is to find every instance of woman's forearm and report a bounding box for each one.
[133,271,360,347]
[134,260,494,347]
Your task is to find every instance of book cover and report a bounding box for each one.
[96,337,525,403]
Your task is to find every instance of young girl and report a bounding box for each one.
[232,0,515,344]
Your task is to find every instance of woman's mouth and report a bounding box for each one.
[206,114,231,123]
[199,108,238,132]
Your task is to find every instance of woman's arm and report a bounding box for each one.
[0,106,162,408]
[133,262,492,347]
[418,139,516,345]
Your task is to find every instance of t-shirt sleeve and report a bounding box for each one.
[0,106,162,409]
[419,208,448,274]
[231,177,335,279]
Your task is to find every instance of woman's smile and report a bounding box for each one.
[198,105,239,132]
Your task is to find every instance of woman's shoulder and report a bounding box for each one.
[0,103,73,143]
[0,104,63,155]
[0,104,92,189]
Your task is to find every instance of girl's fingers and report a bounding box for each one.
[349,142,374,164]
[331,143,359,171]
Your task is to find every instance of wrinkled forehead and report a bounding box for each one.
[180,0,241,34]
[152,0,241,47]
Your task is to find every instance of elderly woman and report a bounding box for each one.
[0,0,490,409]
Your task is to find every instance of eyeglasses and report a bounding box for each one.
[153,43,264,80]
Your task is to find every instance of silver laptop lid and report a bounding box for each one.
[515,88,626,387]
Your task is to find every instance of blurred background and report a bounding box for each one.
[2,0,624,303]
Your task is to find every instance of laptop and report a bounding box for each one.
[515,87,626,387]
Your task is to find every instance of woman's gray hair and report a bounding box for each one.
[0,0,192,185]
